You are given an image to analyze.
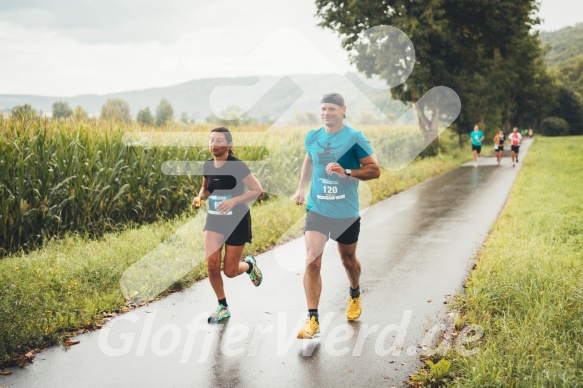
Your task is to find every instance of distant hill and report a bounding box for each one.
[540,24,583,102]
[0,73,413,124]
[540,23,583,66]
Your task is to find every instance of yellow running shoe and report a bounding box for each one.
[346,296,361,321]
[297,316,320,339]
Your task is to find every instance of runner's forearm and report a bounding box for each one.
[233,189,262,205]
[198,187,211,200]
[297,155,314,192]
[349,164,381,181]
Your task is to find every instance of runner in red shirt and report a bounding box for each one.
[509,127,523,167]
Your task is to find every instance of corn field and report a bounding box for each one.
[0,115,431,258]
[1,117,207,256]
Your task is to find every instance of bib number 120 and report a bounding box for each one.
[323,185,338,194]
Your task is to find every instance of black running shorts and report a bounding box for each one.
[204,210,252,246]
[472,144,482,154]
[304,210,360,245]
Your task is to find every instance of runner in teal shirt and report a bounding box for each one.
[293,93,381,339]
[470,124,485,166]
[304,124,373,218]
[471,126,484,146]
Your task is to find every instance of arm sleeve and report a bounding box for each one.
[304,130,316,158]
[354,132,375,159]
[237,161,252,180]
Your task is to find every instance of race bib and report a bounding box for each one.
[316,178,346,200]
[208,195,233,215]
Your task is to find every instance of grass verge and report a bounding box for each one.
[417,136,583,387]
[0,137,469,367]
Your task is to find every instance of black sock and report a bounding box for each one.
[218,298,228,307]
[350,286,360,298]
[308,309,319,322]
[246,261,254,274]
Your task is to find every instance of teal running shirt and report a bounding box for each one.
[305,125,374,218]
[471,130,484,146]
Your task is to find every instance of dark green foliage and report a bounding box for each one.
[315,0,552,143]
[540,26,583,134]
[11,104,37,120]
[548,87,583,135]
[100,98,131,122]
[52,101,73,119]
[155,99,174,126]
[551,55,583,113]
[540,116,570,136]
[136,107,154,126]
[73,106,88,121]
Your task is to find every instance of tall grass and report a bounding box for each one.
[446,136,583,387]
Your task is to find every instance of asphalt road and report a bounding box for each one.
[2,140,531,388]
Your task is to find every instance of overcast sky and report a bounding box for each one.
[0,0,581,97]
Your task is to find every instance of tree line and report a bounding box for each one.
[8,99,280,127]
[9,98,186,127]
[9,100,325,127]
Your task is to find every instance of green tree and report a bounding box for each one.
[137,107,155,126]
[100,98,131,122]
[180,112,189,124]
[548,87,583,135]
[52,101,73,119]
[553,54,583,102]
[217,105,243,126]
[540,116,569,136]
[315,0,544,151]
[489,30,554,132]
[73,105,89,121]
[11,104,36,120]
[155,99,174,126]
[511,37,556,131]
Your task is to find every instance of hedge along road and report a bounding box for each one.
[2,139,532,388]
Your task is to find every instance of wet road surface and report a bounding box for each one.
[2,141,531,387]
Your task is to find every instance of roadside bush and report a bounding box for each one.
[540,116,570,136]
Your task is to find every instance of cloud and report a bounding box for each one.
[0,0,211,44]
[0,0,325,45]
[537,0,583,31]
[0,0,354,96]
